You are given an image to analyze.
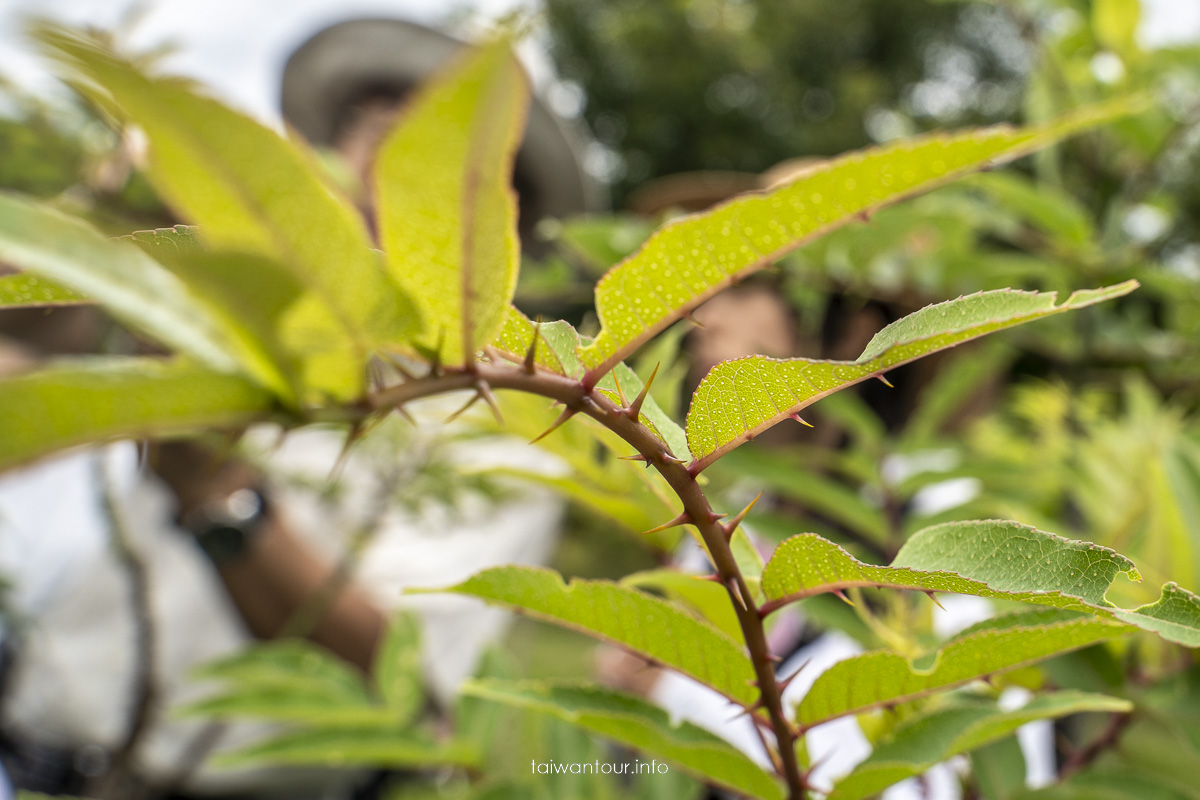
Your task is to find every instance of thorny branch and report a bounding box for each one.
[369,358,810,799]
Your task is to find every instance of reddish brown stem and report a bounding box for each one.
[369,361,807,798]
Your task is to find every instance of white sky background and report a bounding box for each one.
[1,0,1197,128]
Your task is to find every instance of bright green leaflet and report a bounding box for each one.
[0,194,243,374]
[829,692,1131,800]
[794,609,1128,728]
[963,172,1094,247]
[215,728,477,769]
[578,100,1136,382]
[491,307,571,374]
[37,26,415,399]
[375,42,527,366]
[894,520,1200,647]
[462,680,784,800]
[686,282,1137,471]
[421,566,758,704]
[0,273,86,306]
[0,358,273,471]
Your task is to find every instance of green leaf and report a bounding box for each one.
[375,41,528,366]
[830,691,1131,800]
[490,307,579,375]
[1015,766,1200,800]
[794,609,1128,728]
[622,569,743,641]
[419,566,758,704]
[375,612,424,725]
[215,728,477,768]
[0,194,242,373]
[186,640,388,727]
[36,25,415,399]
[462,680,784,800]
[578,101,1139,382]
[686,282,1137,471]
[963,172,1095,248]
[970,735,1027,800]
[1093,0,1141,55]
[0,358,273,471]
[763,523,1200,647]
[596,362,690,459]
[0,272,87,307]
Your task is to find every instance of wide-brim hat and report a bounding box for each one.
[281,18,604,227]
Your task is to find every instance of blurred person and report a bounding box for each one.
[0,17,598,799]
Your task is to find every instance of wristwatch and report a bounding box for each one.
[180,487,271,563]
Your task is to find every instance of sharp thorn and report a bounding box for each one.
[683,311,705,328]
[641,511,692,535]
[475,378,503,424]
[722,491,764,538]
[523,317,542,374]
[925,590,946,611]
[329,421,364,482]
[619,453,651,463]
[381,352,419,381]
[612,371,629,407]
[777,660,810,693]
[789,413,815,428]
[708,510,729,522]
[627,363,660,420]
[430,329,446,376]
[832,589,855,606]
[727,701,764,721]
[875,374,894,388]
[661,454,687,465]
[530,407,576,444]
[766,653,782,664]
[696,573,724,582]
[394,403,416,426]
[445,391,481,423]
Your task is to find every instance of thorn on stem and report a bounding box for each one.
[380,352,418,381]
[727,701,765,721]
[722,491,764,539]
[612,371,629,407]
[474,379,503,424]
[642,511,693,535]
[874,374,894,388]
[627,363,660,421]
[530,407,577,444]
[683,311,704,328]
[445,391,481,423]
[832,589,855,606]
[329,421,364,482]
[393,404,416,426]
[924,590,946,611]
[777,661,810,694]
[789,412,814,428]
[522,319,541,374]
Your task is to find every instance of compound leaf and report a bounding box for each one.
[686,282,1136,471]
[421,566,757,704]
[0,358,273,471]
[795,610,1128,728]
[579,100,1137,382]
[462,680,784,800]
[375,41,528,366]
[830,691,1131,800]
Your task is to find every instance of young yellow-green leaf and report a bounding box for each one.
[578,100,1138,383]
[829,692,1131,800]
[36,26,414,399]
[0,358,273,471]
[794,610,1128,728]
[0,273,87,307]
[375,42,528,366]
[490,307,579,375]
[0,194,243,373]
[419,566,757,704]
[686,282,1137,471]
[215,728,477,769]
[462,680,784,800]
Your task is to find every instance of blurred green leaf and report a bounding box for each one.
[462,680,784,800]
[0,358,272,471]
[0,272,87,307]
[831,691,1130,799]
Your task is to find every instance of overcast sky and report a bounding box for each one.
[1,0,1198,125]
